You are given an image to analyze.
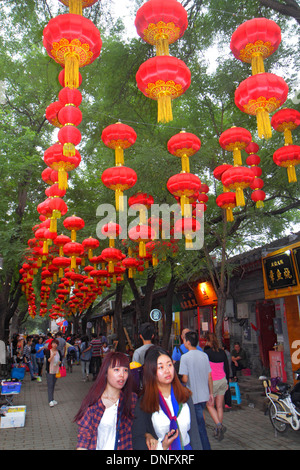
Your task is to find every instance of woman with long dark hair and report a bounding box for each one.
[132,346,202,450]
[74,351,137,450]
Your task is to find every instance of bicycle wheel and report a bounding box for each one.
[268,401,287,433]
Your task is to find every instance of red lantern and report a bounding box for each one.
[234,73,288,139]
[101,247,124,273]
[63,241,84,269]
[44,143,81,190]
[174,217,201,249]
[63,215,85,241]
[135,0,188,56]
[219,127,252,166]
[43,14,102,88]
[122,257,140,278]
[230,18,281,74]
[52,256,71,278]
[101,122,137,166]
[101,222,122,247]
[251,189,266,208]
[245,141,260,155]
[167,130,201,172]
[136,55,191,123]
[45,183,66,199]
[128,224,156,258]
[273,145,300,183]
[216,192,236,222]
[82,237,100,260]
[47,197,68,233]
[53,234,71,256]
[128,193,154,224]
[213,164,233,192]
[59,87,82,107]
[271,108,300,145]
[101,166,137,211]
[221,166,254,207]
[167,172,201,215]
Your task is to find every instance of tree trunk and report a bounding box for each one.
[114,283,126,352]
[161,273,176,352]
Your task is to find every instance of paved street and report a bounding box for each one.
[1,365,299,451]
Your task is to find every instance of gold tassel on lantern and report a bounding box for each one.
[58,168,68,190]
[180,195,192,217]
[139,241,147,258]
[251,53,265,75]
[181,154,190,173]
[233,147,242,166]
[64,51,80,89]
[235,187,245,207]
[284,128,293,145]
[69,0,83,15]
[226,207,234,222]
[256,200,264,208]
[115,189,124,212]
[156,37,169,56]
[115,146,124,166]
[157,94,173,123]
[63,142,76,157]
[287,165,297,183]
[256,108,272,140]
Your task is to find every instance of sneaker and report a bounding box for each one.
[216,424,226,441]
[49,401,55,407]
[52,400,58,405]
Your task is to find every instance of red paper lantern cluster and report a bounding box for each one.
[231,18,288,139]
[135,0,190,123]
[245,141,266,208]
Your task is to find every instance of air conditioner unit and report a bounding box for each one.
[237,302,249,319]
[225,299,235,318]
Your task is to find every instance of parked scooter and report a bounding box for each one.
[262,369,300,432]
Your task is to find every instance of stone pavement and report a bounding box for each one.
[0,366,299,451]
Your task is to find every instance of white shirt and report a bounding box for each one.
[96,400,119,450]
[151,395,191,450]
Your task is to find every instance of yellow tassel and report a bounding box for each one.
[128,268,133,278]
[115,189,124,212]
[180,195,191,216]
[235,187,245,207]
[233,147,242,166]
[284,128,293,145]
[50,218,57,233]
[58,168,68,190]
[152,254,158,266]
[88,249,93,260]
[71,230,76,241]
[256,200,264,208]
[185,235,193,249]
[115,147,124,166]
[139,241,146,258]
[63,142,76,157]
[256,108,272,140]
[109,238,115,248]
[156,37,169,56]
[287,165,297,183]
[251,53,265,75]
[108,260,114,273]
[226,207,234,222]
[71,256,76,270]
[157,94,173,123]
[59,268,63,278]
[64,52,80,89]
[181,154,190,173]
[69,0,83,15]
[43,240,48,255]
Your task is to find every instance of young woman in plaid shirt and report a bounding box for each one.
[74,352,137,450]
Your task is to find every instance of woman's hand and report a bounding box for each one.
[162,429,179,450]
[145,433,158,450]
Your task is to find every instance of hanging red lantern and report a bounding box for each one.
[136,55,191,123]
[44,143,81,190]
[234,73,288,139]
[101,122,137,166]
[45,183,66,199]
[63,241,84,269]
[167,130,201,173]
[82,237,100,260]
[167,172,201,215]
[221,166,254,207]
[101,222,122,247]
[230,18,281,75]
[219,127,252,166]
[128,224,156,258]
[53,234,71,256]
[122,257,140,278]
[46,197,68,233]
[213,164,233,192]
[135,0,188,56]
[174,217,201,249]
[271,108,300,145]
[128,193,154,225]
[101,247,124,273]
[46,101,63,128]
[43,14,102,89]
[273,145,300,183]
[63,215,85,241]
[245,141,260,155]
[216,192,237,222]
[250,177,265,208]
[101,166,137,211]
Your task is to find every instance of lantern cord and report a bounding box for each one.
[284,128,293,145]
[64,52,80,89]
[251,54,265,75]
[180,195,192,216]
[69,0,83,15]
[233,148,242,166]
[287,165,297,183]
[256,108,272,140]
[235,187,245,207]
[157,95,173,123]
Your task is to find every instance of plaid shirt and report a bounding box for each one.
[76,392,137,450]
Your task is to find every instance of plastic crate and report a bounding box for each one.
[1,381,22,394]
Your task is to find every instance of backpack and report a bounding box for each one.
[173,345,184,377]
[80,342,92,361]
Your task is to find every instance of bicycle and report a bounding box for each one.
[262,368,300,433]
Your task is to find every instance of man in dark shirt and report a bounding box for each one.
[231,342,247,380]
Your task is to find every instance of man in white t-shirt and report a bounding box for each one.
[179,331,213,450]
[132,323,154,365]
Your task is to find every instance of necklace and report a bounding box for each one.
[102,394,119,403]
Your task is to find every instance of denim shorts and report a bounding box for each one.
[212,377,228,397]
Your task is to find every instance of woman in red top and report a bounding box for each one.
[74,352,137,450]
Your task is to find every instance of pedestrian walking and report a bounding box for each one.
[204,332,229,440]
[74,351,137,450]
[132,322,155,366]
[132,345,202,451]
[90,333,102,380]
[47,339,61,407]
[23,337,37,381]
[80,336,92,382]
[35,336,46,377]
[179,331,213,450]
